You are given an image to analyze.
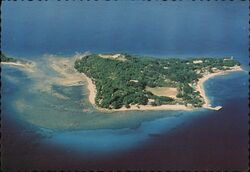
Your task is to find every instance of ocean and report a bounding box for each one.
[1,1,249,171]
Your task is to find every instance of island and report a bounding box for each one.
[1,52,243,112]
[74,53,242,111]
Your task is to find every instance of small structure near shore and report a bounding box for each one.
[206,105,222,111]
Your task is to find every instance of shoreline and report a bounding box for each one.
[1,62,26,67]
[82,65,244,112]
[1,61,36,73]
[196,65,243,110]
[81,73,97,106]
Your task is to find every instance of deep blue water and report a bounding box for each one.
[2,1,249,65]
[1,1,249,170]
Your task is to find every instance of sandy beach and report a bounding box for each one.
[1,62,26,67]
[1,61,36,73]
[196,65,243,109]
[82,65,244,112]
[81,73,97,105]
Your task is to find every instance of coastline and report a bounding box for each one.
[196,65,243,110]
[81,73,97,106]
[82,65,244,112]
[1,62,26,67]
[1,61,36,73]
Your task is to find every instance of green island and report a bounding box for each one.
[1,52,242,111]
[74,53,241,110]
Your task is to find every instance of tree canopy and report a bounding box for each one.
[74,54,240,109]
[1,53,17,62]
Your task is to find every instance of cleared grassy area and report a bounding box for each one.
[146,86,178,98]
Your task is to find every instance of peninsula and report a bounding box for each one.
[74,53,242,111]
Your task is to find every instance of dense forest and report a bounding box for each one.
[1,53,17,62]
[74,54,240,109]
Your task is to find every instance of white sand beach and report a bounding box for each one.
[1,61,36,73]
[196,65,243,110]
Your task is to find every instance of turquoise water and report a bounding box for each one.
[1,1,249,170]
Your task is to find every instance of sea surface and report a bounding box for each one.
[1,1,249,171]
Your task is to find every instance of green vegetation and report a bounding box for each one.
[74,54,240,109]
[1,53,17,62]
